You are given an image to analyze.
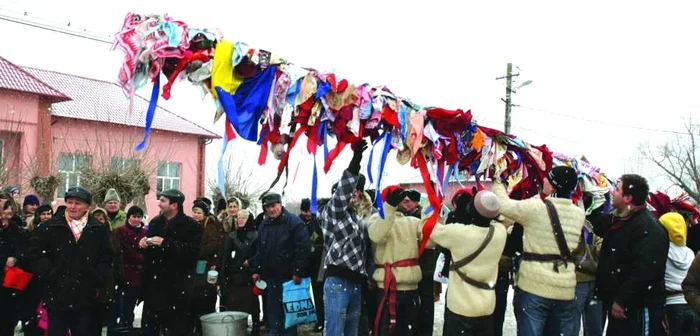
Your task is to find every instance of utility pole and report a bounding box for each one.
[496,63,531,134]
[504,63,513,134]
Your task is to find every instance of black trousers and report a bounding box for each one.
[141,303,189,336]
[375,290,419,336]
[0,287,18,336]
[48,309,92,336]
[604,301,665,336]
[416,275,435,335]
[666,304,698,336]
[89,304,106,336]
[444,308,494,336]
[359,283,377,336]
[189,286,217,336]
[312,279,325,324]
[493,271,511,336]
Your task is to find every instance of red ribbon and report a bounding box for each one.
[415,153,442,255]
[162,50,209,100]
[374,258,419,335]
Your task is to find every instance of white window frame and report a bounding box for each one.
[58,153,90,198]
[156,161,181,198]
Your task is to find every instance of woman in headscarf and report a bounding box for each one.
[89,207,123,334]
[222,197,242,233]
[190,200,225,336]
[219,209,260,335]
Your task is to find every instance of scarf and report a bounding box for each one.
[65,212,89,241]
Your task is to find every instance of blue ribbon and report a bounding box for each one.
[316,81,332,99]
[376,132,393,219]
[367,132,387,186]
[217,130,230,202]
[135,75,160,151]
[322,123,329,161]
[286,79,301,106]
[257,128,269,146]
[398,104,408,140]
[311,155,318,214]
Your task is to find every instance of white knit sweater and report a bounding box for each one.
[492,182,585,300]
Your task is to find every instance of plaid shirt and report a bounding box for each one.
[319,170,369,276]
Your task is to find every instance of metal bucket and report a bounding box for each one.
[200,311,249,336]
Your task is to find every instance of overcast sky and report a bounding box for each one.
[1,0,698,200]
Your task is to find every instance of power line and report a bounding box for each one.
[0,9,113,44]
[475,117,583,146]
[515,105,689,135]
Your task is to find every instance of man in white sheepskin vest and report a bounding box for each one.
[492,166,585,336]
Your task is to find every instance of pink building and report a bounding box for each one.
[0,56,219,218]
[400,176,493,209]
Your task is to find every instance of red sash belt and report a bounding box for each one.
[374,258,419,335]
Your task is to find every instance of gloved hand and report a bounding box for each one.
[404,190,421,202]
[347,139,368,175]
[386,187,406,207]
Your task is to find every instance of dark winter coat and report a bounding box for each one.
[220,222,259,287]
[116,223,147,288]
[190,216,225,295]
[589,207,670,308]
[304,215,324,281]
[682,251,700,314]
[26,208,114,311]
[199,215,225,267]
[141,211,202,311]
[99,227,123,305]
[0,217,26,280]
[252,208,310,280]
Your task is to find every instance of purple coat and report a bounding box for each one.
[116,224,146,288]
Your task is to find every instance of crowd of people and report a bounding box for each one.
[2,139,700,336]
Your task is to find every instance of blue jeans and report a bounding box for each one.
[266,277,298,336]
[573,281,604,336]
[514,290,577,336]
[324,276,362,336]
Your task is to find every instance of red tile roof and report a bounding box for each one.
[22,67,219,139]
[0,56,70,101]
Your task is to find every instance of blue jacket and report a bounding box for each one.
[253,208,310,279]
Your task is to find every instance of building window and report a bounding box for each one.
[111,157,139,172]
[58,153,90,198]
[156,161,181,197]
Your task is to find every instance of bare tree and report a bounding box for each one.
[0,106,59,200]
[53,122,175,210]
[207,154,268,213]
[640,121,700,203]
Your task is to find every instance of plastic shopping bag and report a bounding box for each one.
[282,277,317,329]
[433,252,449,284]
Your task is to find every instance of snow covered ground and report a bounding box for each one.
[14,289,527,335]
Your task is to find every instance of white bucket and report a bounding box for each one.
[200,311,249,336]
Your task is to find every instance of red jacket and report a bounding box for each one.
[116,224,147,288]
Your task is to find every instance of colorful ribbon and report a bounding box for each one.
[135,75,160,151]
[375,132,393,219]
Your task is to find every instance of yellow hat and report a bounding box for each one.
[659,212,687,246]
